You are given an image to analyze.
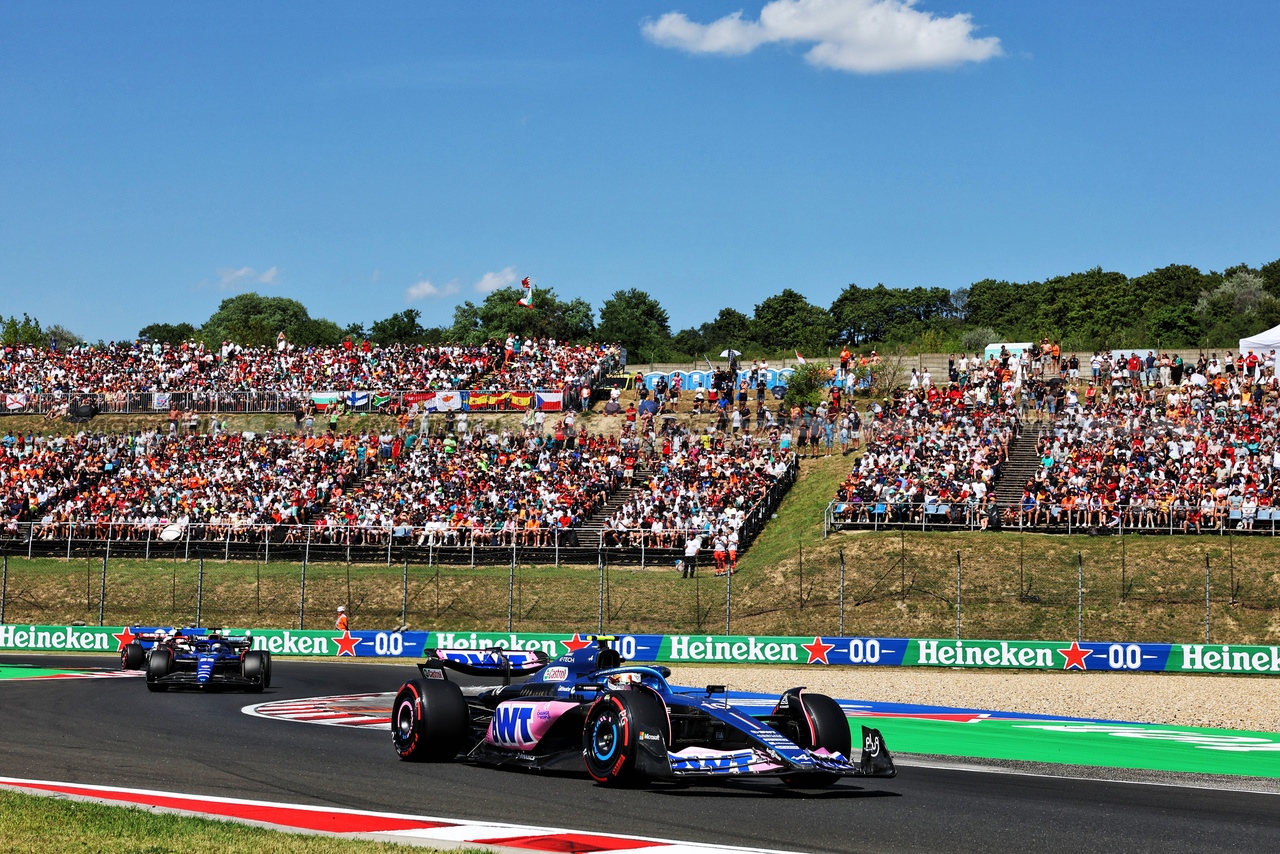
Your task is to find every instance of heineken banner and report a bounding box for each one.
[5,625,1280,675]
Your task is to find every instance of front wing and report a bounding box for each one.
[642,726,895,780]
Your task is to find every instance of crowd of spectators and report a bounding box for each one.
[0,337,620,406]
[600,421,792,570]
[830,388,1017,528]
[832,342,1280,534]
[1009,372,1280,532]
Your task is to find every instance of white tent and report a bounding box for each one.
[1240,324,1280,354]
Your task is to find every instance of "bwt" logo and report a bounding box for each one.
[490,706,535,748]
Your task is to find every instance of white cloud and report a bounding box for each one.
[475,266,519,293]
[405,278,461,302]
[217,266,282,289]
[642,0,1003,74]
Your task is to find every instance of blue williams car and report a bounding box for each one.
[121,628,272,693]
[393,636,895,788]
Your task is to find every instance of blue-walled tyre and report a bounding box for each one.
[582,690,667,786]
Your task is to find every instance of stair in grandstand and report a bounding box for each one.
[578,463,652,548]
[991,422,1045,507]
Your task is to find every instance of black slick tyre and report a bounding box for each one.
[120,642,145,671]
[146,648,172,693]
[582,689,668,786]
[242,650,269,692]
[392,678,469,762]
[776,689,851,787]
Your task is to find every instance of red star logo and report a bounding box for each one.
[334,631,361,657]
[801,636,836,665]
[561,633,592,653]
[1058,641,1092,670]
[112,626,137,651]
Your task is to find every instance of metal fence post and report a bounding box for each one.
[838,548,845,638]
[1205,553,1211,644]
[1077,551,1083,643]
[508,548,515,633]
[555,529,560,568]
[387,530,393,568]
[955,550,961,640]
[598,549,605,633]
[184,525,191,562]
[196,558,204,628]
[99,555,107,627]
[225,528,231,563]
[145,527,151,562]
[1,555,7,625]
[27,520,32,559]
[299,555,307,631]
[67,525,72,561]
[725,562,732,635]
[401,558,409,629]
[264,528,270,565]
[305,526,311,568]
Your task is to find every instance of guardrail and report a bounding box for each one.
[824,498,1280,537]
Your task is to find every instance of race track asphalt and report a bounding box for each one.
[2,654,1279,854]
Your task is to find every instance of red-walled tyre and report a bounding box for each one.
[392,678,469,762]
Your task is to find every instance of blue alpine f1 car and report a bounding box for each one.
[120,628,272,693]
[392,636,895,788]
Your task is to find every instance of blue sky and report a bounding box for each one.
[2,1,1277,342]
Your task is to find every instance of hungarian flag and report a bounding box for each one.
[518,277,533,307]
[795,351,808,364]
[310,392,340,411]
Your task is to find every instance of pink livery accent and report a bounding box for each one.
[485,700,579,750]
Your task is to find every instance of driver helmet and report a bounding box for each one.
[606,672,641,691]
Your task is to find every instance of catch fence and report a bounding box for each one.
[1,527,1273,646]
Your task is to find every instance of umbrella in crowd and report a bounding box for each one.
[719,349,741,358]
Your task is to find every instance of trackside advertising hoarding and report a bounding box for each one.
[5,625,1280,675]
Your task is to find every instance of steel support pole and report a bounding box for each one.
[196,558,204,628]
[1,555,7,625]
[725,562,732,635]
[401,558,409,629]
[838,548,845,638]
[1077,551,1083,643]
[1205,553,1211,644]
[508,549,515,633]
[98,555,107,626]
[299,556,307,631]
[955,550,961,640]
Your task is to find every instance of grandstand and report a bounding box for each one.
[0,341,796,567]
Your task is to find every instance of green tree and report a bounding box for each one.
[201,293,313,347]
[783,362,832,410]
[292,318,347,347]
[0,314,44,346]
[751,289,833,353]
[1146,306,1201,348]
[138,322,199,344]
[700,307,754,356]
[449,287,595,345]
[46,324,83,350]
[1260,258,1280,298]
[369,309,427,345]
[597,289,671,362]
